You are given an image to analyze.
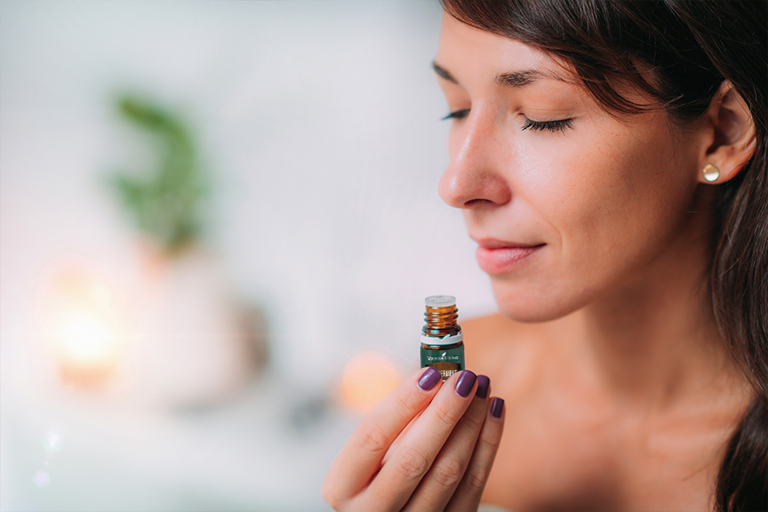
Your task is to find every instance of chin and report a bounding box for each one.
[490,279,587,323]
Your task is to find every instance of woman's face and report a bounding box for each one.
[435,14,706,322]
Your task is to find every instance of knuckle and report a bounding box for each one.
[392,388,422,417]
[460,410,485,431]
[395,445,431,481]
[357,419,390,455]
[431,403,462,427]
[477,432,502,452]
[392,393,412,417]
[462,466,490,496]
[431,455,466,489]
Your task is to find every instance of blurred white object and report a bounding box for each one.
[126,244,257,408]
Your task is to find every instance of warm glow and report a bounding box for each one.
[338,351,400,414]
[53,307,119,366]
[42,266,126,387]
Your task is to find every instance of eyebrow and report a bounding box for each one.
[432,61,565,88]
[433,62,459,83]
[495,70,548,87]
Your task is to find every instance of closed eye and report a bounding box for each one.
[441,109,470,121]
[521,117,573,133]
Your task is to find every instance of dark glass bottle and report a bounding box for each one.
[420,295,464,381]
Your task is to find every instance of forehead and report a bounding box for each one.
[435,12,576,86]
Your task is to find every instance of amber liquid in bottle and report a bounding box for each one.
[420,295,464,381]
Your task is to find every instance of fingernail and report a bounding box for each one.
[418,367,441,391]
[491,397,504,419]
[454,370,476,398]
[476,375,490,399]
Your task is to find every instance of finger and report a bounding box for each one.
[402,375,492,512]
[365,370,478,512]
[322,367,443,506]
[445,396,505,512]
[381,408,425,467]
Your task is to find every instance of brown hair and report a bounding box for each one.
[440,0,768,508]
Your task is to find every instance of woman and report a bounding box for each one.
[323,1,767,510]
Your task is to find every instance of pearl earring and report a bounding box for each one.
[703,164,720,183]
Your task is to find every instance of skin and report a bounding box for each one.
[324,12,756,512]
[323,369,505,511]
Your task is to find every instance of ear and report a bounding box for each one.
[696,81,756,184]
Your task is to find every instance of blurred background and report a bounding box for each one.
[0,1,496,510]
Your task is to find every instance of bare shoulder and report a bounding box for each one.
[462,312,541,351]
[462,313,543,390]
[462,313,529,343]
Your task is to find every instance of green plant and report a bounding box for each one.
[108,94,208,255]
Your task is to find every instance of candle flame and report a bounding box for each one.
[53,307,119,366]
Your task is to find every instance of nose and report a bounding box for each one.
[437,109,512,210]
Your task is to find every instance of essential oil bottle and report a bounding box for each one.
[421,295,464,381]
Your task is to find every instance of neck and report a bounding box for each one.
[562,207,747,411]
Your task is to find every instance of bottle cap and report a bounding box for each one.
[425,295,456,308]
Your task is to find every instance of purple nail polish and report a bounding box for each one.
[454,370,476,398]
[491,397,504,418]
[476,375,490,399]
[418,367,441,391]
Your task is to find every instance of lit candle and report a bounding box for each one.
[43,268,125,389]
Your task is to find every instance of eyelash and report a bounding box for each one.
[521,116,574,133]
[442,110,574,133]
[441,109,470,121]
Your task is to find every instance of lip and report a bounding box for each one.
[473,238,545,274]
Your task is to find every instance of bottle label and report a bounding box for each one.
[421,344,464,381]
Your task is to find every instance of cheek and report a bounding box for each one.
[518,123,694,296]
[515,135,620,242]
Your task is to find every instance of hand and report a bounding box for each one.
[322,368,505,512]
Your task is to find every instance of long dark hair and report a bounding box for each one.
[439,0,768,509]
